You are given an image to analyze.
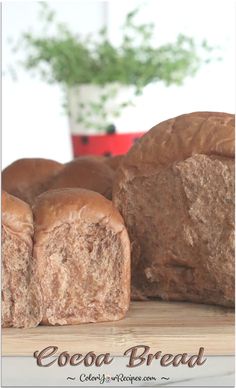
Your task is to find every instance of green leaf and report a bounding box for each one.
[9,2,216,132]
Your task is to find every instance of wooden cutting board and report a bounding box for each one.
[2,301,234,356]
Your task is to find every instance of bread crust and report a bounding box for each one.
[114,112,234,189]
[2,158,63,205]
[33,188,128,236]
[105,155,124,171]
[46,158,114,199]
[2,190,33,247]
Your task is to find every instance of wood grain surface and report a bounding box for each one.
[2,301,234,356]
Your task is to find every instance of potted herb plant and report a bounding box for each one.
[14,3,212,157]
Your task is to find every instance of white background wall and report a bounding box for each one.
[2,0,235,168]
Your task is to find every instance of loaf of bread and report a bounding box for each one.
[113,112,235,307]
[2,191,42,327]
[33,188,130,325]
[46,158,115,200]
[79,154,124,171]
[105,155,124,171]
[2,158,63,205]
[78,154,124,171]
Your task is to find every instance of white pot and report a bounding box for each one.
[67,83,137,135]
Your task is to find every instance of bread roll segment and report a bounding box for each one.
[2,158,63,205]
[105,155,124,171]
[33,188,130,325]
[46,158,114,200]
[113,112,235,307]
[2,191,42,327]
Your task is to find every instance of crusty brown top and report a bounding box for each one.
[105,155,124,171]
[2,191,33,246]
[113,112,235,189]
[47,158,114,199]
[33,188,128,238]
[77,155,107,162]
[76,155,124,171]
[2,158,63,195]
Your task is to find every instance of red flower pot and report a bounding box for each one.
[72,132,145,157]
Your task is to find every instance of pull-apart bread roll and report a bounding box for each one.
[113,112,235,307]
[46,158,114,200]
[2,191,42,327]
[2,158,63,205]
[105,155,124,171]
[33,188,130,325]
[79,154,124,171]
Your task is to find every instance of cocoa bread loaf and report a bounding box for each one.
[80,154,124,171]
[79,154,124,171]
[105,155,124,171]
[2,191,42,327]
[33,188,130,325]
[2,158,63,205]
[77,155,107,162]
[46,158,115,200]
[113,112,235,307]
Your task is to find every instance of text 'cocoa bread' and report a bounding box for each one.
[113,112,235,307]
[2,191,42,328]
[33,188,130,325]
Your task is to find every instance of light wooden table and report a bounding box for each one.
[2,301,234,356]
